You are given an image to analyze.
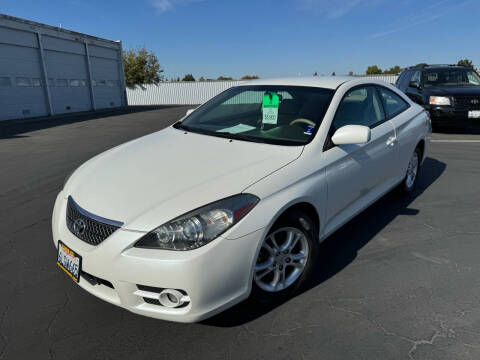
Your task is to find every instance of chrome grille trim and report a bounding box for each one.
[66,196,123,246]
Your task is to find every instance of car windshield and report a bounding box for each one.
[174,85,334,146]
[422,69,480,87]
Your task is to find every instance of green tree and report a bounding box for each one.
[366,65,382,75]
[217,76,234,80]
[348,71,354,76]
[123,47,163,86]
[384,65,402,74]
[199,76,206,82]
[313,72,318,76]
[241,75,260,80]
[182,74,196,81]
[331,72,336,76]
[458,59,474,68]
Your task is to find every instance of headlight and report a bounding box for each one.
[429,96,451,106]
[135,194,259,251]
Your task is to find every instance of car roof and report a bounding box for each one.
[404,65,470,71]
[236,76,386,90]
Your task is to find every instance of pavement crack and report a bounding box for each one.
[47,292,70,339]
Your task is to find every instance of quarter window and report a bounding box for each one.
[377,87,409,118]
[332,86,385,130]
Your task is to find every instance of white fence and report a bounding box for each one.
[126,75,399,106]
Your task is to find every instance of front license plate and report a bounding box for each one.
[57,241,82,282]
[468,110,480,119]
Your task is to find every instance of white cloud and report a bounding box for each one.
[370,14,442,39]
[297,0,375,18]
[369,0,472,39]
[150,0,203,13]
[151,0,172,13]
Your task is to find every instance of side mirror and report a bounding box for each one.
[409,81,420,89]
[332,125,371,146]
[186,109,195,116]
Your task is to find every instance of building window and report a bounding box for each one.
[70,79,80,87]
[107,80,118,87]
[16,77,31,87]
[56,79,68,87]
[91,80,96,86]
[0,77,11,87]
[48,78,55,87]
[96,80,106,86]
[32,78,42,87]
[80,80,87,87]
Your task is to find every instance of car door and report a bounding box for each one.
[322,85,397,236]
[377,85,418,181]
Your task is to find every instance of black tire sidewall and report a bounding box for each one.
[250,211,319,304]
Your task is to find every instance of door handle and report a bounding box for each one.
[386,136,397,146]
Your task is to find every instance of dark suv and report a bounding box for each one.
[396,64,480,124]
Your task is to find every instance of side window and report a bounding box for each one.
[333,86,385,130]
[377,87,409,118]
[410,71,421,85]
[395,72,404,88]
[399,71,411,91]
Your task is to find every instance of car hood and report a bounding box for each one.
[65,127,303,231]
[426,86,480,96]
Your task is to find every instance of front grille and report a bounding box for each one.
[66,196,122,246]
[454,96,480,109]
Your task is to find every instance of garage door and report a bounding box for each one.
[0,27,48,120]
[43,36,92,114]
[89,45,122,109]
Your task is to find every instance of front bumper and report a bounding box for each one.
[52,192,264,322]
[428,105,480,123]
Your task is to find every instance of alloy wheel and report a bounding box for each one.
[254,227,309,293]
[406,151,419,189]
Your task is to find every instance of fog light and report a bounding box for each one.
[158,289,186,308]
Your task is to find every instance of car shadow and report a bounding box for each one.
[203,157,446,327]
[0,105,186,139]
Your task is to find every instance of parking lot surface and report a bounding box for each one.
[1,107,480,360]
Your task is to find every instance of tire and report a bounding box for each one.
[250,210,319,304]
[400,146,422,194]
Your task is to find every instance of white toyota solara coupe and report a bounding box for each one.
[53,77,431,322]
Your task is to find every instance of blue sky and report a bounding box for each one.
[1,0,479,79]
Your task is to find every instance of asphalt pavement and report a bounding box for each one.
[1,107,479,360]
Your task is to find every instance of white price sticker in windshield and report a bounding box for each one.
[262,92,279,124]
[262,107,278,124]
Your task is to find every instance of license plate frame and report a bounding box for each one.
[57,240,82,283]
[468,110,480,119]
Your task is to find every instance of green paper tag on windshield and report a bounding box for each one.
[262,92,279,124]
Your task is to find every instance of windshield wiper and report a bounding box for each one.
[173,122,194,132]
[209,131,268,143]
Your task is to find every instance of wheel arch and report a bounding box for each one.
[270,201,320,238]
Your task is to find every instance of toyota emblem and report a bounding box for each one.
[73,218,86,235]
